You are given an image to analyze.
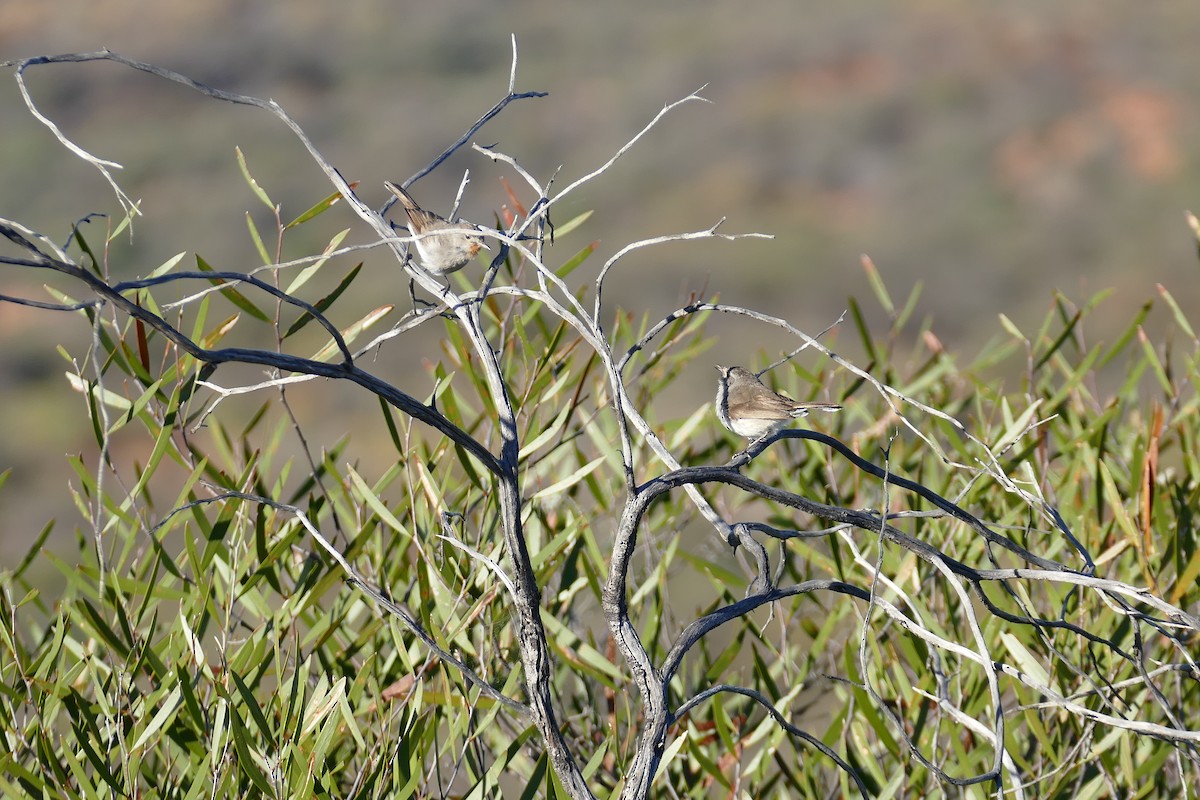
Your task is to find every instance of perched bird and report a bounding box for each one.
[384,181,491,275]
[714,365,841,441]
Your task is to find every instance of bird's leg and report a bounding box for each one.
[392,221,435,315]
[741,430,783,461]
[732,434,765,462]
[407,276,438,315]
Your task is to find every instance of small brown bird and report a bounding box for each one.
[715,365,841,441]
[384,181,490,276]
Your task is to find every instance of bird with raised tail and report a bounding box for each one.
[385,181,491,276]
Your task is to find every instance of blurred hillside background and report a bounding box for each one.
[2,1,1199,563]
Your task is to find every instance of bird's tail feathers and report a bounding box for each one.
[384,181,419,211]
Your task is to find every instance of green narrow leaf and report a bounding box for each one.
[466,725,538,795]
[71,227,102,277]
[1098,460,1140,548]
[893,279,924,331]
[860,255,893,316]
[107,377,167,435]
[556,241,599,278]
[1169,544,1200,605]
[376,396,405,454]
[130,686,182,752]
[66,692,121,795]
[992,399,1042,453]
[552,208,594,239]
[997,313,1027,343]
[653,732,688,786]
[541,613,622,682]
[245,211,272,266]
[285,229,352,295]
[210,699,228,778]
[236,146,274,209]
[518,405,572,460]
[1097,300,1153,368]
[310,305,394,362]
[1033,310,1082,370]
[285,188,350,229]
[228,712,275,795]
[580,741,610,782]
[677,549,744,590]
[847,297,876,365]
[451,442,485,490]
[1137,326,1173,395]
[108,200,142,241]
[530,456,605,501]
[196,255,271,323]
[60,734,106,800]
[347,466,413,546]
[1044,344,1103,410]
[230,670,275,745]
[200,314,241,350]
[13,519,54,581]
[1157,283,1198,342]
[148,252,187,279]
[65,373,131,413]
[77,600,130,658]
[284,262,362,338]
[177,665,206,730]
[0,769,45,798]
[334,681,366,749]
[704,629,746,681]
[710,700,739,777]
[189,293,212,345]
[300,678,343,739]
[519,751,550,800]
[668,401,714,452]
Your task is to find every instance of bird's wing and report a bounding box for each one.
[729,382,796,417]
[404,207,444,234]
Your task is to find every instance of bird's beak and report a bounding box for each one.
[714,364,725,372]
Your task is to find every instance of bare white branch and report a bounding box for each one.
[592,221,773,327]
[543,87,712,213]
[14,63,139,219]
[438,534,518,602]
